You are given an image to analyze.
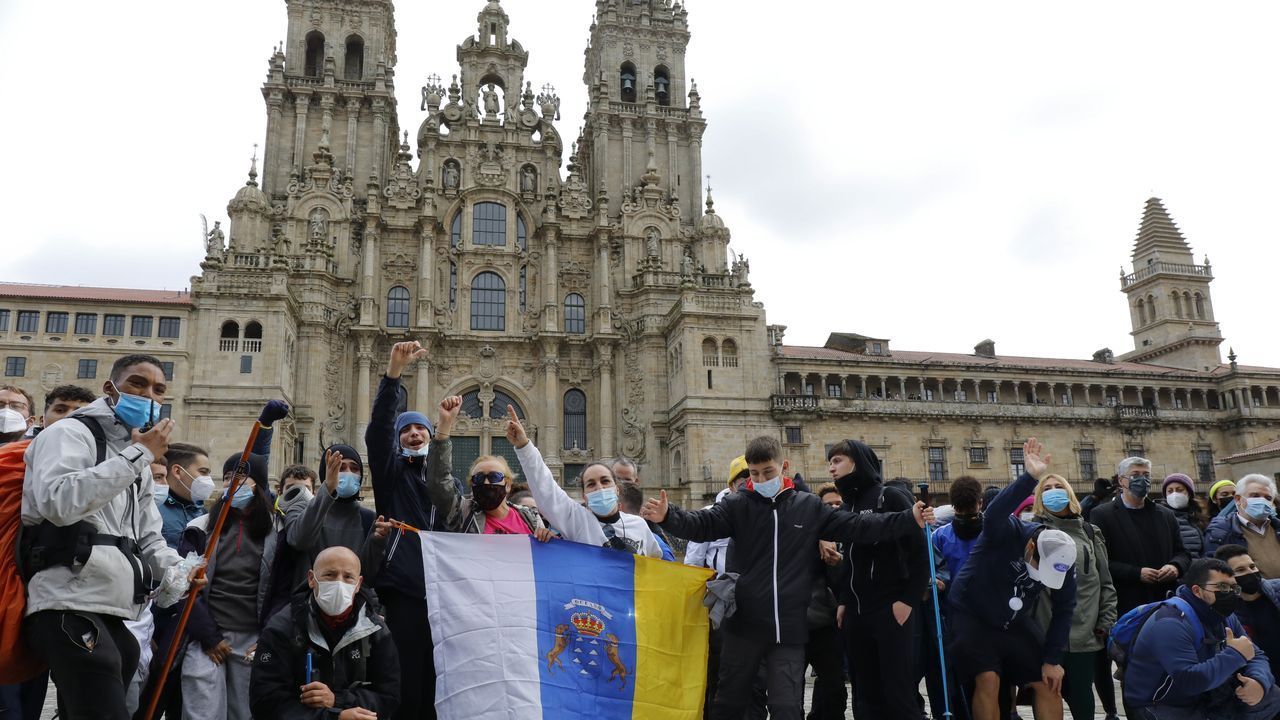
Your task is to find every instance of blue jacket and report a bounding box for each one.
[1204,512,1280,560]
[932,522,978,583]
[156,495,205,549]
[1124,585,1274,708]
[950,472,1078,665]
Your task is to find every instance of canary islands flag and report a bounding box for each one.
[421,532,713,719]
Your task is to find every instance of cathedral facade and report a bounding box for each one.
[4,0,1277,506]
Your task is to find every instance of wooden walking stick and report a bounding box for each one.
[142,419,267,720]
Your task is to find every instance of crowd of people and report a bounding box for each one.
[0,342,1277,720]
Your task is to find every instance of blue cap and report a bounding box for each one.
[394,411,434,443]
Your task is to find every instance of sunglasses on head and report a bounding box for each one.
[471,471,506,485]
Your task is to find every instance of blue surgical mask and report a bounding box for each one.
[586,487,618,516]
[1042,489,1071,513]
[228,485,254,509]
[399,446,429,459]
[111,382,160,429]
[754,475,783,499]
[336,471,361,499]
[1246,497,1275,521]
[154,485,170,503]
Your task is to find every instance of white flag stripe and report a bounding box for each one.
[422,532,543,720]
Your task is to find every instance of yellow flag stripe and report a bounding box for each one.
[632,555,714,719]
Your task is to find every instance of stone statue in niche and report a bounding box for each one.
[442,161,460,190]
[520,165,537,193]
[482,84,500,116]
[309,208,329,242]
[645,227,660,257]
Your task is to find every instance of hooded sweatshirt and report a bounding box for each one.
[833,440,929,615]
[21,398,181,619]
[285,443,385,582]
[1033,511,1118,652]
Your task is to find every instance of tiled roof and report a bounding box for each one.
[1221,439,1280,462]
[780,345,1217,377]
[0,283,193,306]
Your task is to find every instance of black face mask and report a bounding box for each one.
[472,484,507,512]
[1211,591,1243,618]
[952,514,983,541]
[1238,572,1264,596]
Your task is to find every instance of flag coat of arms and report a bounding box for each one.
[421,533,713,719]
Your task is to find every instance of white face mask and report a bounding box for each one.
[1166,492,1190,510]
[179,466,216,504]
[314,579,359,617]
[1019,511,1036,523]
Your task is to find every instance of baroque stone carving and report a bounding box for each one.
[382,252,417,283]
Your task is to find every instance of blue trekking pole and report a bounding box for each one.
[924,523,953,719]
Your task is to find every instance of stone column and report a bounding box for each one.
[372,98,388,179]
[265,90,285,194]
[595,235,611,333]
[542,350,561,466]
[1260,387,1269,407]
[599,345,615,456]
[879,378,887,398]
[898,378,907,399]
[360,232,376,325]
[690,126,704,220]
[621,120,634,189]
[859,377,867,398]
[292,91,312,169]
[543,227,560,333]
[417,227,434,326]
[355,338,373,454]
[345,98,361,171]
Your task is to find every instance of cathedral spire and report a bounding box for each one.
[1133,197,1193,264]
[246,144,259,187]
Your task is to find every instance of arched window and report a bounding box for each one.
[702,337,719,367]
[472,202,506,246]
[673,449,683,484]
[304,31,325,78]
[450,212,461,249]
[460,390,483,418]
[1183,292,1193,319]
[519,265,527,312]
[470,271,506,331]
[516,214,527,251]
[563,389,587,451]
[220,320,240,351]
[620,62,637,103]
[1172,292,1183,318]
[387,286,410,328]
[564,293,586,334]
[490,390,525,419]
[1136,299,1147,325]
[1195,293,1206,319]
[722,338,739,367]
[220,320,240,338]
[245,321,263,340]
[449,261,458,310]
[344,35,364,80]
[1147,294,1157,319]
[654,65,671,106]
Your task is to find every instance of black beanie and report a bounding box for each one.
[222,452,269,487]
[319,443,364,484]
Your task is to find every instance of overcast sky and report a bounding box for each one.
[3,1,1279,367]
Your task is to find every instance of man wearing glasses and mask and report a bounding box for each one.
[1091,457,1191,616]
[1124,558,1280,720]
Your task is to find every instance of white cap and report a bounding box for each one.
[0,408,27,434]
[1032,528,1078,590]
[933,504,956,525]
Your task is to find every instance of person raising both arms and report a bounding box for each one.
[504,405,663,556]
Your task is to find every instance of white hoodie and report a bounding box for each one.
[22,398,182,619]
[515,442,663,558]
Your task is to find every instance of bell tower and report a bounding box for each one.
[1118,197,1223,371]
[259,0,400,200]
[580,0,706,224]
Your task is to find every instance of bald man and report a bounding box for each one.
[250,547,400,720]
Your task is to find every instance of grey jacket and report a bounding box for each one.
[284,484,387,583]
[21,399,181,619]
[456,499,546,535]
[1034,512,1119,652]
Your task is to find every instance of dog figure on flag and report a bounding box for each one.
[604,634,628,690]
[547,624,572,670]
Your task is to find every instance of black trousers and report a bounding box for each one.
[845,604,921,720]
[705,626,768,720]
[382,589,437,720]
[711,630,805,720]
[25,610,139,720]
[1094,646,1118,715]
[805,625,847,720]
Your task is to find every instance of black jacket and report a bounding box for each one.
[250,587,400,720]
[833,440,929,614]
[1090,494,1191,613]
[366,375,459,600]
[661,481,919,645]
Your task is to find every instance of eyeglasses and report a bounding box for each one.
[470,471,506,485]
[0,400,29,414]
[1129,473,1152,481]
[1205,583,1243,596]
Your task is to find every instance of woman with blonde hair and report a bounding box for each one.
[1032,474,1118,720]
[451,454,550,537]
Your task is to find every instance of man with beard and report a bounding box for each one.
[828,439,929,720]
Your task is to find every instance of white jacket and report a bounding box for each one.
[22,399,181,619]
[516,442,663,558]
[684,489,732,574]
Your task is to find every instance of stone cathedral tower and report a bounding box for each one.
[187,0,776,500]
[1118,197,1223,372]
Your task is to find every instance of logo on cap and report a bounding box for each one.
[1054,563,1069,572]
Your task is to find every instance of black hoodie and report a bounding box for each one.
[833,440,930,615]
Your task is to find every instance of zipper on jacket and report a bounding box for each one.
[772,507,781,643]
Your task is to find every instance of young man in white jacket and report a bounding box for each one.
[504,406,663,557]
[20,354,193,720]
